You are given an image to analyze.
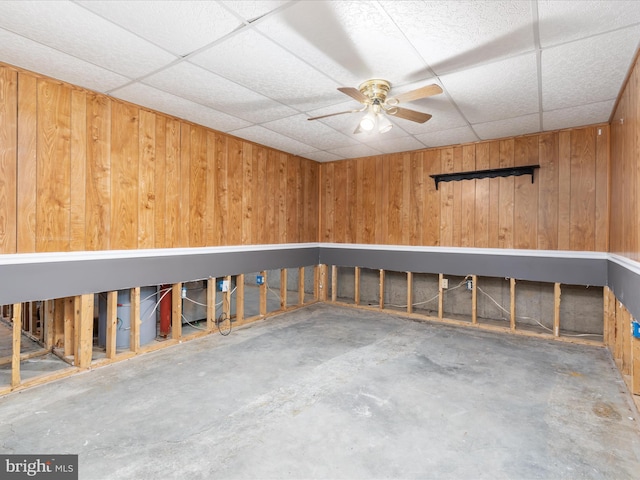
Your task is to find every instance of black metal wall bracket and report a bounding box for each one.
[430,164,540,190]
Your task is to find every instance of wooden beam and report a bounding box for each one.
[603,287,610,347]
[75,294,94,369]
[355,267,361,306]
[106,291,118,359]
[622,306,632,375]
[554,283,561,337]
[471,275,478,325]
[633,336,640,395]
[172,283,182,340]
[510,278,516,332]
[331,265,337,302]
[223,276,232,319]
[280,269,287,310]
[606,288,617,351]
[379,269,385,310]
[407,272,413,314]
[11,303,22,388]
[44,300,54,349]
[320,264,329,302]
[207,277,215,331]
[53,298,65,349]
[438,274,444,320]
[130,287,140,353]
[63,297,74,357]
[259,271,267,317]
[236,274,245,323]
[298,267,305,305]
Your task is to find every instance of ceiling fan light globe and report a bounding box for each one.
[360,111,377,131]
[377,114,393,133]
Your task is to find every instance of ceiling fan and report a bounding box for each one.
[308,79,443,134]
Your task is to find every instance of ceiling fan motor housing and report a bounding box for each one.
[358,79,391,104]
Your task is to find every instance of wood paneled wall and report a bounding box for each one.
[610,53,640,262]
[320,126,609,251]
[0,64,318,253]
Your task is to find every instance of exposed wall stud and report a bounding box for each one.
[106,291,117,359]
[438,273,444,320]
[471,275,478,325]
[11,303,22,388]
[63,297,74,357]
[207,277,216,331]
[223,275,232,319]
[379,269,385,310]
[259,271,267,317]
[44,300,54,349]
[510,278,516,332]
[554,283,561,337]
[298,267,305,305]
[237,274,245,324]
[172,283,182,340]
[355,267,361,306]
[331,265,337,302]
[407,272,413,314]
[75,294,94,369]
[280,269,287,310]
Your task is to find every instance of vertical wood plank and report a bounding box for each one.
[286,156,299,243]
[558,131,571,250]
[346,159,358,243]
[570,127,596,250]
[409,152,424,245]
[354,267,361,306]
[280,269,287,310]
[172,283,182,340]
[488,141,501,248]
[514,136,538,249]
[451,147,463,246]
[138,110,156,249]
[510,278,516,331]
[387,155,404,244]
[44,300,55,349]
[472,275,478,324]
[438,273,444,320]
[331,265,338,302]
[236,274,244,323]
[165,119,181,247]
[266,150,278,244]
[595,125,609,251]
[242,142,253,244]
[440,148,454,246]
[0,68,17,254]
[554,282,561,337]
[622,306,632,375]
[278,154,288,243]
[106,290,117,359]
[537,133,559,250]
[188,125,207,247]
[154,115,167,248]
[253,147,267,244]
[227,138,243,245]
[498,139,514,249]
[53,298,65,348]
[179,124,191,246]
[70,89,87,251]
[379,269,385,310]
[11,303,22,387]
[222,276,231,320]
[424,150,441,246]
[16,72,36,253]
[318,264,328,302]
[298,267,305,305]
[75,294,94,369]
[37,79,71,252]
[130,287,140,353]
[63,297,74,357]
[206,132,217,246]
[86,93,111,251]
[110,101,139,250]
[259,271,267,316]
[362,158,377,244]
[461,144,476,247]
[215,133,228,245]
[474,143,490,248]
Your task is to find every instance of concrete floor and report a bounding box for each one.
[1,304,639,479]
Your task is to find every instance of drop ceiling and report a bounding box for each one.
[1,0,639,162]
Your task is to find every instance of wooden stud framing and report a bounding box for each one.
[554,283,561,337]
[407,272,413,314]
[63,297,75,357]
[471,275,478,325]
[130,287,140,353]
[53,299,64,349]
[379,269,385,310]
[510,278,516,331]
[12,303,22,388]
[106,291,118,359]
[438,274,444,320]
[207,277,215,331]
[44,300,54,349]
[331,265,338,302]
[354,267,361,305]
[75,294,94,369]
[633,336,640,395]
[280,269,287,310]
[223,276,232,319]
[259,271,267,317]
[172,283,182,340]
[236,274,245,324]
[298,267,305,305]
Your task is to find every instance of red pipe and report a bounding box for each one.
[159,285,171,337]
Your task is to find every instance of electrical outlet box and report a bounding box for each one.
[256,275,264,285]
[466,279,473,291]
[217,280,230,292]
[441,278,449,289]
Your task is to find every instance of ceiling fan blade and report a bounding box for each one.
[388,107,432,123]
[308,109,360,121]
[391,84,443,103]
[338,87,368,104]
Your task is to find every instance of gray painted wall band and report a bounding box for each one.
[319,248,608,287]
[0,247,319,304]
[607,261,640,321]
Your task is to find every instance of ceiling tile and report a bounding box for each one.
[229,125,317,156]
[327,144,383,159]
[386,94,469,135]
[380,0,535,76]
[543,100,614,131]
[0,1,177,78]
[441,53,539,124]
[542,26,640,111]
[415,126,479,148]
[221,0,290,22]
[112,83,251,132]
[77,0,243,56]
[538,0,640,47]
[190,29,342,111]
[302,151,345,163]
[473,114,540,140]
[0,27,129,92]
[262,115,358,150]
[256,0,428,87]
[142,62,297,123]
[366,136,427,155]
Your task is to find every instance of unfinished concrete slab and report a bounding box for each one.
[1,304,639,479]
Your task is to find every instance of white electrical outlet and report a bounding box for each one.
[221,280,230,292]
[441,278,449,289]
